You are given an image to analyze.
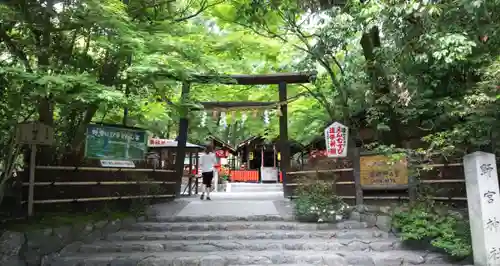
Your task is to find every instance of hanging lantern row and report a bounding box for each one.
[197,101,289,128]
[198,109,282,128]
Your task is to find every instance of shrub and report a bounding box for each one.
[392,202,472,259]
[293,177,348,223]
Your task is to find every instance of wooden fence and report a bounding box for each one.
[12,160,180,215]
[285,153,468,207]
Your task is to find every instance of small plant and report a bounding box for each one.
[219,165,230,182]
[392,202,472,259]
[293,177,348,223]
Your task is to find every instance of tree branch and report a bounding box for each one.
[0,26,32,72]
[299,84,335,119]
[174,0,226,22]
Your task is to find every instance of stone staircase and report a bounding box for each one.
[45,214,464,266]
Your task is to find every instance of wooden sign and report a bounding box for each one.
[15,122,54,145]
[360,155,408,189]
[15,122,54,217]
[324,122,348,158]
[86,124,146,160]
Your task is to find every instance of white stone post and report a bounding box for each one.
[213,170,219,192]
[463,151,500,266]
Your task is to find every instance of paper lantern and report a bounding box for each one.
[200,112,207,127]
[241,112,247,125]
[264,110,270,125]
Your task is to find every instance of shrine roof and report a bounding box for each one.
[236,136,261,148]
[208,135,236,153]
[236,135,305,154]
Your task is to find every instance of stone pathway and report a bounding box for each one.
[44,188,471,266]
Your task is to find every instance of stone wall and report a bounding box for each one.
[0,216,144,266]
[348,204,469,233]
[348,204,403,233]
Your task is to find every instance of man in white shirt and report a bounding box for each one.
[199,145,217,200]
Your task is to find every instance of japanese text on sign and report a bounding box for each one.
[360,155,408,188]
[85,124,147,160]
[486,217,500,232]
[324,122,348,158]
[489,247,500,261]
[484,191,497,204]
[480,163,494,178]
[149,139,168,146]
[90,127,142,141]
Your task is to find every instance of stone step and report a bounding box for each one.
[149,214,286,222]
[45,250,451,266]
[232,265,468,266]
[229,183,282,187]
[230,189,283,193]
[126,220,369,232]
[230,265,317,266]
[76,238,401,253]
[106,228,391,241]
[230,187,283,192]
[198,191,285,200]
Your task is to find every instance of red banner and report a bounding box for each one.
[215,149,228,158]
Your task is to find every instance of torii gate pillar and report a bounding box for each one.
[279,82,291,197]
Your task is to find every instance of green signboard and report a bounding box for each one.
[84,124,147,160]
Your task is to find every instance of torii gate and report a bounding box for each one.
[174,72,316,198]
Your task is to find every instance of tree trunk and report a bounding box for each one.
[360,27,403,146]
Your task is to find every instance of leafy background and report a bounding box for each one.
[1,0,500,202]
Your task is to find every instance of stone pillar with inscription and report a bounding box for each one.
[463,151,500,266]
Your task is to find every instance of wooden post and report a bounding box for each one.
[353,146,363,206]
[174,82,190,197]
[260,147,264,167]
[404,142,417,203]
[188,152,193,196]
[273,145,276,168]
[300,151,304,170]
[260,147,264,183]
[158,149,163,169]
[195,152,199,194]
[28,144,36,216]
[246,148,250,169]
[279,82,291,197]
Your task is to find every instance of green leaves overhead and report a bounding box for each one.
[2,0,500,168]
